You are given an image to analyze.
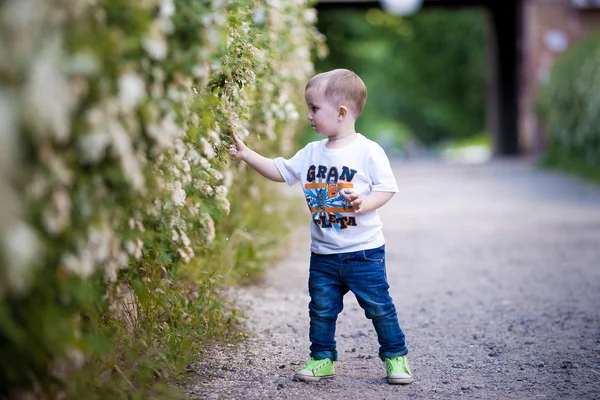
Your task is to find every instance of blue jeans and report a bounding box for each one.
[308,245,408,361]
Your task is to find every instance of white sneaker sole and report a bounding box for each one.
[293,373,335,382]
[388,376,414,385]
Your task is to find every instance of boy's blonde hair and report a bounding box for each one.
[305,69,367,117]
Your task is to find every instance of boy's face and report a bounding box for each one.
[305,85,341,137]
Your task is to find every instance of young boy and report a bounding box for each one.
[228,69,413,385]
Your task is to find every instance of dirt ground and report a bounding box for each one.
[182,159,600,399]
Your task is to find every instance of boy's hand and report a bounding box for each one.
[225,133,285,182]
[340,189,369,215]
[227,133,249,161]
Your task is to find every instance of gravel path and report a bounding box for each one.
[183,159,600,399]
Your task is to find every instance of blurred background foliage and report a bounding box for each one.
[536,32,600,182]
[302,7,487,151]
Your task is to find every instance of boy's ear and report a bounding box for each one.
[338,105,348,121]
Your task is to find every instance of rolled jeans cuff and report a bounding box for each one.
[379,347,408,361]
[311,350,338,362]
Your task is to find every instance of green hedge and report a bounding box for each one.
[537,33,600,179]
[0,0,323,397]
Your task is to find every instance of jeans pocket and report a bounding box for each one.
[361,246,385,263]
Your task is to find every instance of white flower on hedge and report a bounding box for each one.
[215,185,228,198]
[218,196,230,215]
[206,130,220,145]
[104,261,119,283]
[2,221,42,294]
[226,34,235,47]
[43,189,71,234]
[180,230,191,247]
[209,168,224,181]
[285,102,299,120]
[205,25,223,49]
[118,72,146,112]
[62,248,94,278]
[24,37,75,142]
[177,247,192,263]
[143,28,168,60]
[201,10,226,27]
[200,137,216,159]
[189,113,200,128]
[159,0,175,18]
[202,183,213,196]
[199,157,210,169]
[192,64,210,83]
[66,347,85,369]
[148,199,161,216]
[181,159,191,174]
[147,113,184,149]
[116,244,130,266]
[304,8,317,24]
[188,202,201,216]
[270,103,284,120]
[87,225,112,264]
[188,149,201,165]
[167,86,183,102]
[79,130,111,163]
[173,139,187,157]
[125,239,144,260]
[108,121,145,190]
[171,181,186,206]
[200,212,215,243]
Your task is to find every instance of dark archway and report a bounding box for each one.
[316,0,522,156]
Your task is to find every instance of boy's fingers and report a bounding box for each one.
[227,144,239,158]
[341,191,361,205]
[232,132,244,146]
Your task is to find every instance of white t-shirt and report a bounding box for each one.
[274,133,398,254]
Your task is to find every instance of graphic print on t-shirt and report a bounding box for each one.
[304,164,358,230]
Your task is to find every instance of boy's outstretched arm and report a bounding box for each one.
[228,133,285,182]
[340,189,395,215]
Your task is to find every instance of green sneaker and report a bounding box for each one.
[385,356,413,384]
[293,357,335,382]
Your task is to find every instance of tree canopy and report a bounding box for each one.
[315,7,486,146]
